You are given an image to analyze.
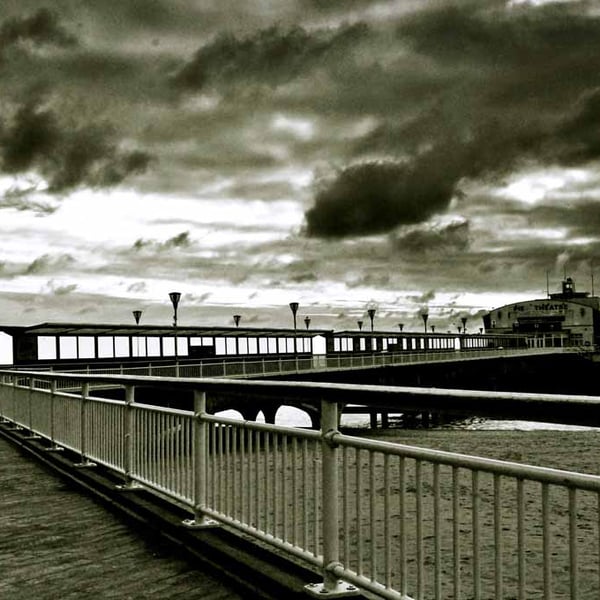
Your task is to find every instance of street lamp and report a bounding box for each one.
[132,310,142,358]
[169,292,181,374]
[430,325,435,333]
[357,320,363,331]
[461,316,468,333]
[421,311,429,333]
[304,316,311,330]
[289,302,299,355]
[367,308,376,332]
[398,323,404,332]
[289,302,299,331]
[233,314,241,327]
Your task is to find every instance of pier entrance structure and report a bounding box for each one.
[484,277,600,349]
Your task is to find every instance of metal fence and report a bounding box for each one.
[18,344,569,381]
[1,370,599,599]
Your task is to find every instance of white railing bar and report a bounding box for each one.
[332,433,600,492]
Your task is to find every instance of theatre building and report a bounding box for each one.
[483,278,600,348]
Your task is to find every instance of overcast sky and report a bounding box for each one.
[1,0,599,331]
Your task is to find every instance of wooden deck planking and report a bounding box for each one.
[0,437,243,599]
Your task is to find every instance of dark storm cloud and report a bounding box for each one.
[0,8,76,60]
[172,22,368,92]
[305,0,600,238]
[25,253,75,275]
[305,144,469,238]
[0,96,152,193]
[391,219,470,254]
[131,231,192,253]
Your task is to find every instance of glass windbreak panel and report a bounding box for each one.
[334,338,341,351]
[258,338,268,354]
[286,338,295,353]
[382,339,388,351]
[176,337,189,356]
[248,337,258,354]
[226,337,237,355]
[238,338,248,354]
[215,338,226,355]
[278,337,287,353]
[59,336,77,359]
[371,338,377,351]
[268,338,277,353]
[162,337,175,356]
[132,336,146,357]
[115,336,129,357]
[78,336,95,359]
[359,338,366,351]
[98,336,114,358]
[190,337,203,347]
[202,337,213,346]
[147,337,161,356]
[38,336,57,360]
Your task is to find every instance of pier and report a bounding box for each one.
[2,368,600,599]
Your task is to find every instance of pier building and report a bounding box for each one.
[483,277,600,348]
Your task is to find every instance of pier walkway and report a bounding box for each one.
[3,369,600,599]
[0,434,243,600]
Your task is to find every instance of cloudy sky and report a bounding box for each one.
[1,0,599,332]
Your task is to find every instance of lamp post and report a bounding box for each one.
[304,316,311,330]
[132,310,142,358]
[357,320,363,331]
[431,325,435,333]
[233,314,241,327]
[289,302,299,356]
[398,323,404,332]
[367,308,376,332]
[461,316,468,334]
[421,311,429,333]
[169,292,181,376]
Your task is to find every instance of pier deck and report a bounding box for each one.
[0,435,243,599]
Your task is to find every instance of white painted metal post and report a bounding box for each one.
[305,399,358,598]
[45,380,62,452]
[75,381,95,467]
[183,389,217,528]
[117,385,139,489]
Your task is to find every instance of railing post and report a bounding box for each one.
[44,380,62,451]
[75,381,95,468]
[183,389,218,528]
[22,378,41,439]
[305,399,358,598]
[117,385,140,489]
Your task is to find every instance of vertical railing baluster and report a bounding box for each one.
[384,453,391,590]
[416,460,424,600]
[494,473,503,599]
[517,478,526,600]
[434,463,441,600]
[399,456,407,598]
[472,470,481,600]
[542,483,552,600]
[569,487,578,600]
[369,451,377,583]
[453,466,461,600]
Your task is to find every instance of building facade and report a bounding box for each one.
[483,278,600,348]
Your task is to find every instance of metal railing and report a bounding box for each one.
[0,370,599,599]
[22,344,573,381]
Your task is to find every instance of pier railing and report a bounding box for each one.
[0,370,599,599]
[22,344,572,380]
